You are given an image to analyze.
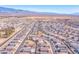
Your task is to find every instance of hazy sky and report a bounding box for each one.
[0,5,79,14]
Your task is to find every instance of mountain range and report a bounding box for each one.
[0,7,79,16]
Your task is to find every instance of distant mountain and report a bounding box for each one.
[0,7,60,15]
[0,7,38,13]
[0,7,22,12]
[0,7,79,16]
[0,7,40,16]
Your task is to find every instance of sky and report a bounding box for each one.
[0,5,79,14]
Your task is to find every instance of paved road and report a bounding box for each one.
[41,26,76,54]
[0,21,36,54]
[0,20,78,54]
